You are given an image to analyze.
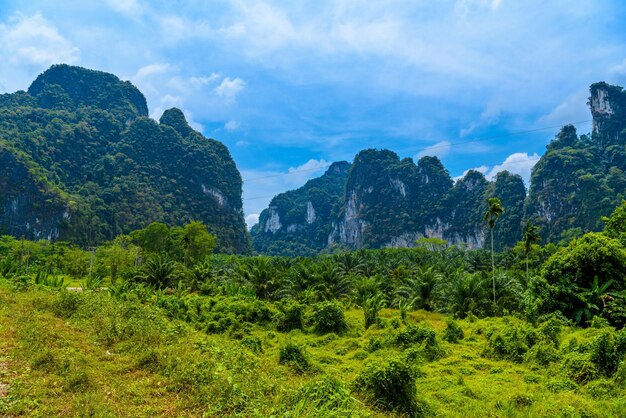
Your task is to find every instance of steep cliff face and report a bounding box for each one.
[253,149,527,255]
[432,170,489,249]
[251,161,350,256]
[0,148,74,240]
[526,82,626,243]
[0,65,249,252]
[252,81,626,255]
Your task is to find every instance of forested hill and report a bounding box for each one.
[0,64,250,253]
[252,81,626,255]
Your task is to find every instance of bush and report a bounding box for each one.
[276,301,304,332]
[485,325,535,363]
[241,336,263,354]
[395,324,444,361]
[353,358,428,416]
[524,342,560,366]
[586,379,616,399]
[312,301,347,334]
[52,291,83,318]
[279,342,311,373]
[562,352,598,384]
[289,376,355,415]
[590,330,618,376]
[546,378,578,393]
[443,319,464,343]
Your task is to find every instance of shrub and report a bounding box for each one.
[614,361,626,386]
[538,315,563,346]
[524,342,560,366]
[395,324,444,361]
[241,336,263,354]
[591,316,611,329]
[312,301,348,334]
[590,330,618,376]
[443,319,464,343]
[353,358,428,416]
[485,325,534,363]
[367,337,385,353]
[586,379,616,399]
[363,293,386,329]
[279,342,311,373]
[562,352,598,384]
[276,301,304,332]
[289,376,355,415]
[51,291,83,318]
[546,378,578,393]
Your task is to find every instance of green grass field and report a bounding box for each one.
[0,282,625,417]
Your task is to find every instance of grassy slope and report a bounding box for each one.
[0,283,625,417]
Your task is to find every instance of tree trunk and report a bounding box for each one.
[491,227,495,304]
[526,254,529,283]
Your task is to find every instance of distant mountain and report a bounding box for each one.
[253,149,526,253]
[526,82,626,243]
[251,161,350,256]
[252,82,626,255]
[0,64,250,253]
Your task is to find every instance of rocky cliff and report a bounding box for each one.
[253,81,626,255]
[0,65,249,252]
[526,82,626,243]
[253,149,526,254]
[251,161,350,256]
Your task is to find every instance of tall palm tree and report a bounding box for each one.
[522,221,541,281]
[484,197,504,303]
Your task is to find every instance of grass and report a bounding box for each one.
[0,282,625,417]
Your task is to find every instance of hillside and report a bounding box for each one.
[0,65,249,253]
[253,82,626,255]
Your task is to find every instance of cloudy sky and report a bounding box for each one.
[1,1,626,228]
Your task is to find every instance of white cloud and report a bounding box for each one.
[106,0,146,19]
[134,62,173,80]
[536,89,590,127]
[225,120,240,131]
[485,152,540,184]
[245,213,260,229]
[610,59,626,75]
[416,140,451,159]
[460,100,503,136]
[453,152,540,184]
[0,13,79,68]
[214,77,246,104]
[454,165,489,182]
[241,158,330,219]
[236,140,249,147]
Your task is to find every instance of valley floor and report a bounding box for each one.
[0,283,624,417]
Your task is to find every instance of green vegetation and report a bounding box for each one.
[0,65,249,252]
[1,203,626,416]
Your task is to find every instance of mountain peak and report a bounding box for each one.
[27,64,148,119]
[159,107,194,138]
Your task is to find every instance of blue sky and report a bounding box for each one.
[1,1,626,228]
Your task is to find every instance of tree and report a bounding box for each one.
[131,222,169,254]
[484,197,504,303]
[522,221,541,281]
[180,221,217,267]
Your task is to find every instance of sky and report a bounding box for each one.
[1,1,626,229]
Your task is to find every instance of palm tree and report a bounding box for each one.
[522,221,541,281]
[134,255,177,289]
[484,197,504,303]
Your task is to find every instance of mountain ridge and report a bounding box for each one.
[252,81,626,255]
[0,64,250,253]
